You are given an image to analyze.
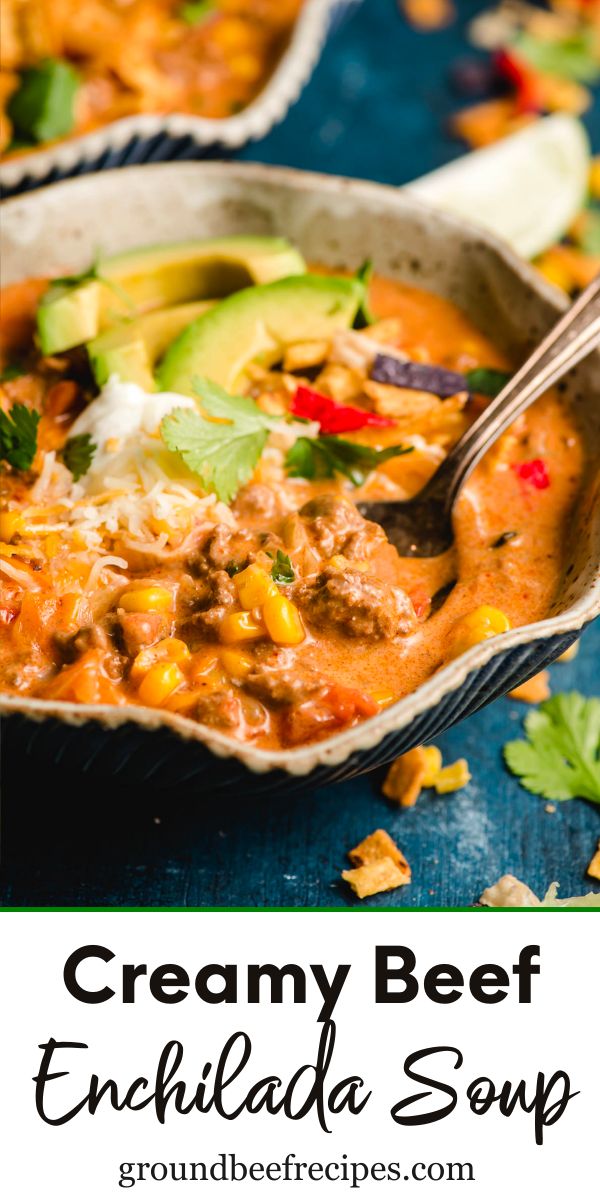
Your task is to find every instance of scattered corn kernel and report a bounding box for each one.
[220,648,254,679]
[262,592,305,646]
[138,661,184,707]
[509,670,550,704]
[421,745,443,787]
[219,610,266,644]
[556,641,579,664]
[0,511,22,542]
[130,637,190,683]
[434,759,471,794]
[586,841,600,883]
[449,605,511,658]
[120,586,173,613]
[234,563,278,609]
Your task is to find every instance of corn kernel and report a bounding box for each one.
[130,637,191,683]
[138,661,184,707]
[56,592,86,635]
[120,586,173,613]
[434,759,471,794]
[229,53,262,83]
[262,592,305,646]
[219,610,266,643]
[234,563,278,609]
[536,252,574,294]
[0,511,22,542]
[421,745,443,787]
[449,605,511,658]
[220,648,254,679]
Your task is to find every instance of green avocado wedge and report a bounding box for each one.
[157,275,365,396]
[87,300,214,391]
[37,236,306,355]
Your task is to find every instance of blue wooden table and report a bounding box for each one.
[1,0,599,907]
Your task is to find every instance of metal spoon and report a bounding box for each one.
[357,274,600,557]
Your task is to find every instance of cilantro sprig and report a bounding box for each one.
[0,404,40,471]
[181,0,215,23]
[161,377,275,504]
[7,59,79,145]
[62,433,96,481]
[270,550,295,584]
[504,692,600,805]
[286,434,412,486]
[465,367,511,397]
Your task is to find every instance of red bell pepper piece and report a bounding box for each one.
[494,48,542,115]
[291,385,395,434]
[511,458,550,489]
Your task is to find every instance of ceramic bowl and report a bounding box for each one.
[0,0,357,199]
[1,161,599,794]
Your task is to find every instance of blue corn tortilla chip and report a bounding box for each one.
[371,354,468,397]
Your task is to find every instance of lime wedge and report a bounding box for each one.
[406,115,589,259]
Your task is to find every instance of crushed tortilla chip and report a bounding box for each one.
[342,828,411,899]
[348,827,410,870]
[383,744,467,804]
[382,746,429,807]
[587,841,600,883]
[508,669,551,703]
[401,0,455,31]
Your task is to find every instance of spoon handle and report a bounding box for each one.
[435,273,600,515]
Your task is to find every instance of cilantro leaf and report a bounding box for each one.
[181,0,215,23]
[62,433,96,481]
[7,59,79,144]
[465,367,511,397]
[286,434,412,486]
[161,377,274,504]
[0,404,40,471]
[504,692,600,804]
[573,207,600,256]
[271,549,295,584]
[513,29,600,84]
[51,260,103,291]
[0,364,25,384]
[353,260,376,328]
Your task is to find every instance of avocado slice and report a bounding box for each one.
[88,300,214,391]
[157,275,365,396]
[37,236,306,355]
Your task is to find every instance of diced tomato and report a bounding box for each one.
[43,650,125,705]
[494,49,542,115]
[283,682,379,745]
[511,458,550,490]
[408,586,431,621]
[290,385,395,434]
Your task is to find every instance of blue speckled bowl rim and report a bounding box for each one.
[1,161,599,779]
